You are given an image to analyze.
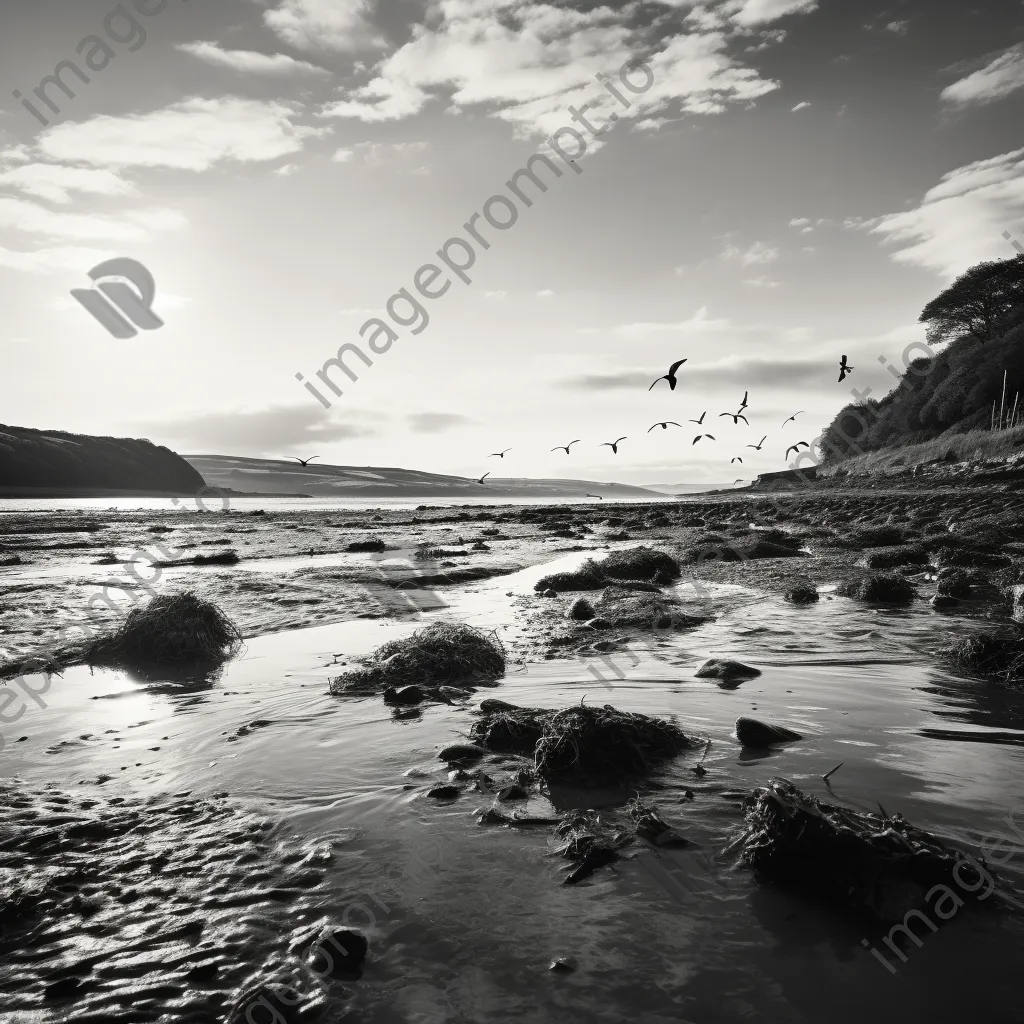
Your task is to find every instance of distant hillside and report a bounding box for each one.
[823,256,1024,460]
[0,425,206,495]
[186,455,665,500]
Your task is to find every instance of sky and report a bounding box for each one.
[1,0,1022,487]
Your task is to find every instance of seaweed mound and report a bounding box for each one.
[836,573,916,604]
[736,779,987,923]
[599,546,680,584]
[534,559,608,593]
[942,626,1024,685]
[329,621,505,696]
[87,591,243,674]
[471,701,695,784]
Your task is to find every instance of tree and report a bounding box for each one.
[919,255,1024,345]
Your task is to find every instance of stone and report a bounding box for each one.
[382,685,425,706]
[584,617,612,630]
[427,785,460,800]
[438,743,486,763]
[735,716,802,748]
[304,926,368,978]
[695,658,761,682]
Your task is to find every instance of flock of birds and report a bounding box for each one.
[287,354,856,487]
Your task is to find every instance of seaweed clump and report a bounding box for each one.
[86,591,243,674]
[329,621,505,697]
[835,573,916,604]
[735,779,987,923]
[534,547,680,594]
[942,626,1024,685]
[471,701,695,784]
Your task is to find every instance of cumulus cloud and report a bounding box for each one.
[941,44,1024,108]
[583,305,734,338]
[0,196,184,242]
[865,147,1024,277]
[722,240,779,264]
[263,0,385,52]
[37,97,323,171]
[332,140,428,169]
[176,41,329,76]
[316,0,809,137]
[136,404,376,454]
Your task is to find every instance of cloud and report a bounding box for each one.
[560,354,825,391]
[0,244,115,274]
[316,0,812,136]
[722,240,779,265]
[37,97,323,171]
[176,41,330,76]
[407,412,473,433]
[589,306,734,339]
[941,44,1024,108]
[791,101,810,111]
[332,140,428,168]
[0,163,136,204]
[884,20,909,35]
[263,0,385,53]
[743,274,780,287]
[0,196,185,242]
[537,289,555,297]
[865,147,1024,278]
[136,404,376,454]
[483,290,507,299]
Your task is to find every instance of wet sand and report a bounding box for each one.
[2,488,1023,1022]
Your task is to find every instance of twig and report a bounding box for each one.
[699,738,711,764]
[822,762,843,782]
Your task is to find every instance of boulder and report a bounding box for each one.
[695,658,761,682]
[302,926,368,978]
[438,743,486,763]
[785,584,819,604]
[735,716,802,748]
[382,684,426,706]
[584,617,612,630]
[427,785,461,799]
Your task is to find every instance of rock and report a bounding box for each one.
[584,617,612,630]
[382,685,426,706]
[549,957,577,972]
[478,698,517,714]
[936,568,973,599]
[1013,585,1024,624]
[427,785,461,799]
[497,783,529,801]
[695,658,761,682]
[438,743,486,763]
[785,584,819,604]
[303,926,368,978]
[735,716,802,748]
[930,594,960,610]
[592,640,616,653]
[543,589,558,598]
[567,597,596,621]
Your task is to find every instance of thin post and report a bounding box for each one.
[999,370,1008,430]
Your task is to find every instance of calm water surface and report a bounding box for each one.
[3,553,1023,1023]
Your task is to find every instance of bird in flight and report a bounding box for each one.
[781,411,804,428]
[551,440,581,454]
[692,434,716,445]
[476,471,490,484]
[838,355,853,382]
[600,437,627,454]
[648,421,682,432]
[746,435,767,451]
[649,358,687,391]
[288,456,319,467]
[731,457,743,464]
[718,412,749,425]
[785,442,810,460]
[488,449,511,458]
[585,493,604,500]
[737,390,749,411]
[689,411,707,425]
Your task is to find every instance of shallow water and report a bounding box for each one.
[3,553,1024,1022]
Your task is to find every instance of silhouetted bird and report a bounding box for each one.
[600,437,627,454]
[689,411,707,425]
[747,435,767,450]
[476,471,490,484]
[838,355,853,382]
[488,449,511,458]
[585,493,603,500]
[288,456,320,467]
[551,440,581,454]
[648,421,682,432]
[738,390,749,411]
[785,442,810,460]
[731,457,743,464]
[718,412,749,425]
[781,411,804,428]
[649,358,687,391]
[692,434,715,445]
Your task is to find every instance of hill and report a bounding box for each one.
[0,424,206,495]
[822,256,1024,460]
[185,454,666,500]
